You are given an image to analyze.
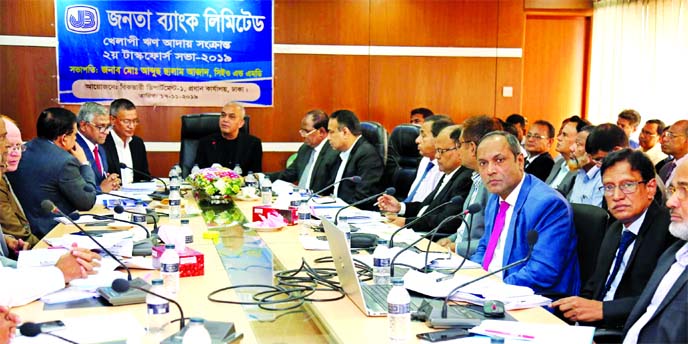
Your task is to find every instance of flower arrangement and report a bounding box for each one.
[187,166,243,200]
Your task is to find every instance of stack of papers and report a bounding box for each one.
[354,247,481,271]
[43,231,136,257]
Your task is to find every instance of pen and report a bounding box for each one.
[435,274,454,282]
[484,329,535,340]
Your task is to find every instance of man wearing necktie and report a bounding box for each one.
[552,149,676,331]
[657,120,688,186]
[75,102,120,192]
[470,131,580,296]
[404,115,451,202]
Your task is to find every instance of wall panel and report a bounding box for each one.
[0,0,55,36]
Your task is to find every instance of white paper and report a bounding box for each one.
[271,179,297,196]
[469,320,594,343]
[13,313,146,344]
[17,248,69,268]
[40,287,100,304]
[299,235,330,250]
[120,181,159,193]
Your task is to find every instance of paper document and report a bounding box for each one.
[120,181,159,193]
[354,247,473,270]
[299,235,330,250]
[17,248,69,268]
[469,320,594,343]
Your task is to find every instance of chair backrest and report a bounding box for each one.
[360,121,388,161]
[387,124,421,199]
[572,203,609,287]
[179,113,250,178]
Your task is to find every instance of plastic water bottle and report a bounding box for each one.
[181,219,193,245]
[233,163,243,177]
[131,200,147,225]
[160,244,180,298]
[245,172,258,189]
[181,318,212,344]
[168,168,181,222]
[297,200,311,236]
[339,216,351,248]
[387,277,411,343]
[261,178,272,205]
[190,164,200,176]
[146,279,169,334]
[290,190,301,208]
[373,239,391,285]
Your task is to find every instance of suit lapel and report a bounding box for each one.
[626,204,658,268]
[502,175,532,265]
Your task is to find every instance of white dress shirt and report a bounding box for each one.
[603,210,646,301]
[111,133,134,185]
[488,176,526,277]
[666,154,688,187]
[548,162,571,189]
[334,136,361,197]
[0,261,65,307]
[416,166,460,217]
[642,144,668,166]
[407,157,443,202]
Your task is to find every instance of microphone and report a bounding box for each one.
[19,322,78,344]
[84,185,140,202]
[427,230,539,328]
[421,203,483,273]
[434,203,484,281]
[387,196,465,248]
[114,204,159,234]
[333,187,396,225]
[41,200,133,281]
[306,175,362,202]
[112,278,185,331]
[76,211,150,239]
[118,162,168,193]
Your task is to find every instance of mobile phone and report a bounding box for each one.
[417,328,470,342]
[38,320,66,333]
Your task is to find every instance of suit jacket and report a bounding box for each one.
[525,152,554,182]
[335,137,384,210]
[76,133,108,187]
[103,133,151,182]
[7,139,97,238]
[404,166,473,235]
[471,174,580,296]
[195,132,263,174]
[0,176,39,246]
[456,180,489,257]
[544,159,577,196]
[580,202,676,328]
[266,141,340,193]
[622,240,688,343]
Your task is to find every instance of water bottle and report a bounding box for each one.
[297,200,311,236]
[233,163,243,177]
[387,277,411,343]
[146,279,169,334]
[181,318,212,344]
[245,171,258,189]
[168,168,181,222]
[260,177,272,205]
[160,244,180,298]
[339,216,351,248]
[373,239,391,285]
[131,200,147,226]
[173,164,182,176]
[190,164,200,176]
[181,219,193,245]
[290,190,301,208]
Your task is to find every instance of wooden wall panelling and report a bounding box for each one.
[0,0,56,36]
[275,0,371,45]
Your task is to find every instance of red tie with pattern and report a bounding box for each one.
[482,201,510,270]
[93,146,103,176]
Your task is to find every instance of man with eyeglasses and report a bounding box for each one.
[545,116,590,196]
[76,102,120,192]
[266,110,340,193]
[523,120,555,182]
[404,115,452,202]
[553,149,676,332]
[103,98,150,185]
[657,120,688,186]
[377,125,473,235]
[638,119,667,165]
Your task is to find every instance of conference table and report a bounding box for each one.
[13,191,564,343]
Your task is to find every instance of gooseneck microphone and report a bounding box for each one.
[77,211,150,239]
[387,196,465,248]
[422,203,483,273]
[41,200,133,281]
[19,322,78,343]
[306,175,362,202]
[119,162,168,193]
[112,278,186,331]
[113,205,158,235]
[333,187,396,225]
[434,203,484,281]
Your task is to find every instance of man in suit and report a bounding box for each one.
[409,107,434,126]
[76,102,120,192]
[104,98,150,184]
[438,115,503,256]
[638,119,667,165]
[471,131,580,296]
[617,109,641,150]
[7,108,98,238]
[523,120,555,181]
[327,110,383,209]
[657,120,688,186]
[621,159,688,343]
[405,115,452,202]
[552,149,676,330]
[377,125,473,235]
[267,110,340,193]
[195,102,262,175]
[545,116,590,196]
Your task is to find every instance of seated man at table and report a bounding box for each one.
[76,102,120,192]
[377,125,472,235]
[266,109,340,193]
[471,131,580,296]
[104,98,151,184]
[195,102,262,175]
[8,108,98,238]
[552,149,676,330]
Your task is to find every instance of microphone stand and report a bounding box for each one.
[80,213,151,239]
[112,279,185,330]
[119,163,168,194]
[387,196,464,248]
[334,187,395,225]
[306,176,361,202]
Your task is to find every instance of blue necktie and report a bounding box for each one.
[405,161,434,202]
[600,230,637,300]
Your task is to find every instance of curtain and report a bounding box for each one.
[588,0,688,125]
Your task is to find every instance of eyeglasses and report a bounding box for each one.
[526,133,548,140]
[118,118,139,126]
[599,181,647,196]
[663,131,685,139]
[299,128,317,137]
[435,146,458,155]
[88,122,112,133]
[5,143,26,153]
[667,185,688,200]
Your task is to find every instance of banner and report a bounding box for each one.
[55,0,273,106]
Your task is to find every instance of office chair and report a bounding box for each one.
[360,121,388,161]
[388,124,421,199]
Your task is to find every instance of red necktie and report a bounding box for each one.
[482,201,510,270]
[93,146,103,176]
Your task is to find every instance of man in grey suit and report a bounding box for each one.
[545,116,590,196]
[7,108,98,239]
[622,159,688,344]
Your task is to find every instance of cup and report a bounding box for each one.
[241,186,256,198]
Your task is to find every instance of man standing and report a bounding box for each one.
[409,107,434,126]
[327,110,383,209]
[638,119,667,165]
[552,149,676,330]
[267,110,340,193]
[617,109,641,149]
[76,102,120,192]
[104,98,150,184]
[377,125,473,235]
[523,120,555,181]
[545,116,590,196]
[471,131,580,296]
[8,108,98,238]
[404,115,452,202]
[195,102,262,174]
[657,120,688,186]
[621,159,688,343]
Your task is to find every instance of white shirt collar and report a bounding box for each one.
[313,137,328,154]
[339,136,361,160]
[111,132,132,149]
[77,132,97,152]
[623,207,648,235]
[501,174,526,206]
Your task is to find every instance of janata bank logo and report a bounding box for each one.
[65,5,99,34]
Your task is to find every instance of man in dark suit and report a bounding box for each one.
[657,120,688,186]
[195,102,262,175]
[471,131,580,296]
[622,158,688,343]
[327,110,383,209]
[75,102,120,192]
[545,116,590,196]
[267,110,340,193]
[7,108,98,238]
[552,149,676,330]
[104,98,150,184]
[377,125,473,235]
[523,120,555,181]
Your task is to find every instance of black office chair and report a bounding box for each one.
[572,203,610,289]
[179,113,250,178]
[388,124,421,199]
[360,121,388,161]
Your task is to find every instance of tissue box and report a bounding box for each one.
[151,246,205,278]
[252,205,298,225]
